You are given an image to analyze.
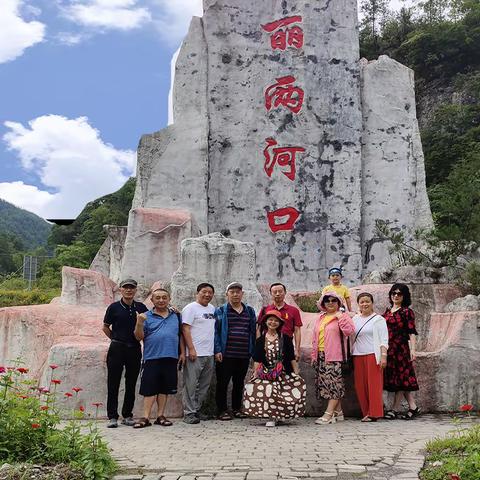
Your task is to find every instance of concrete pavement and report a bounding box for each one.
[102,415,457,480]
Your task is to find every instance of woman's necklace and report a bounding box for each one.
[266,332,278,342]
[391,306,401,313]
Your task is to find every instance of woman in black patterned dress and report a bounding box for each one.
[383,283,420,420]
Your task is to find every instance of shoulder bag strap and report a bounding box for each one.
[352,314,376,345]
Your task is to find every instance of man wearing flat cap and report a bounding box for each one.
[102,279,148,428]
[214,282,257,420]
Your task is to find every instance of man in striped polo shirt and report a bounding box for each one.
[214,282,257,420]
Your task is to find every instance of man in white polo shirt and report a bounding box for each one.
[181,282,216,424]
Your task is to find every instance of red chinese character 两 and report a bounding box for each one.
[265,76,304,114]
[267,207,301,233]
[261,16,304,50]
[264,138,305,181]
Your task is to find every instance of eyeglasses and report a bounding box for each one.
[324,299,338,303]
[391,291,403,296]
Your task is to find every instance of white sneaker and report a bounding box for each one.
[265,420,276,427]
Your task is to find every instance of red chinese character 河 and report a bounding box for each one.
[264,138,305,181]
[265,76,304,114]
[261,16,304,50]
[267,207,301,233]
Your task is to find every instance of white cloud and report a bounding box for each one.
[63,0,151,31]
[2,115,136,219]
[0,0,46,63]
[151,0,202,46]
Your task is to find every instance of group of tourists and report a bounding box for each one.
[102,267,420,428]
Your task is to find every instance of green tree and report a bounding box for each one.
[360,0,390,57]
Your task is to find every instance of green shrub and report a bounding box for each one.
[463,262,480,295]
[293,292,321,313]
[0,289,60,308]
[0,363,117,480]
[420,423,480,480]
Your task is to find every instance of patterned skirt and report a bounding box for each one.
[315,351,345,400]
[243,373,306,420]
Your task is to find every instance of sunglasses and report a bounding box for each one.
[391,291,403,296]
[324,299,339,303]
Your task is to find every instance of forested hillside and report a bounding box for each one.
[360,0,480,257]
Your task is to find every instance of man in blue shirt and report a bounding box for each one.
[133,288,185,427]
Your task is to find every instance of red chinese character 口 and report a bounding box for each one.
[267,207,301,233]
[265,76,304,114]
[264,138,305,181]
[261,16,304,50]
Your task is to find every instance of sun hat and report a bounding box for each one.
[316,291,344,311]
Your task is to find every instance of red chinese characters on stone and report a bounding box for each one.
[264,138,305,181]
[261,16,304,50]
[265,76,304,114]
[267,207,301,233]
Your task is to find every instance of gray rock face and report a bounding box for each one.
[360,56,433,272]
[123,1,432,290]
[171,232,262,311]
[446,294,480,312]
[90,225,127,284]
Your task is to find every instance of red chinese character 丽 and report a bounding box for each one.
[267,207,300,233]
[261,16,304,50]
[265,76,304,114]
[264,138,305,181]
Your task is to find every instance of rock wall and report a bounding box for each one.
[120,208,199,287]
[90,225,127,284]
[360,56,433,272]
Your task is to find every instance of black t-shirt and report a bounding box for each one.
[104,299,148,346]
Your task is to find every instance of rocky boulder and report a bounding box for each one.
[171,232,263,311]
[445,294,480,312]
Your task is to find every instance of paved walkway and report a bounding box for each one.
[102,415,458,480]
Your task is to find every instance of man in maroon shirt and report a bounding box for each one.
[257,282,302,361]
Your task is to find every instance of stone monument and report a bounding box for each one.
[116,0,432,290]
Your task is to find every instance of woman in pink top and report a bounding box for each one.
[311,291,355,424]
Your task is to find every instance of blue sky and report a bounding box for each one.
[0,0,404,220]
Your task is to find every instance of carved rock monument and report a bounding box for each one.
[119,0,432,289]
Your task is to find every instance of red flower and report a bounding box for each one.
[64,392,73,397]
[40,388,50,394]
[49,364,58,370]
[449,474,461,480]
[72,387,82,393]
[79,406,85,412]
[31,423,41,429]
[17,367,29,374]
[18,395,28,399]
[92,402,103,407]
[0,366,6,374]
[40,406,48,411]
[460,404,473,412]
[51,379,61,385]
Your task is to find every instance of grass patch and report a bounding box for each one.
[293,292,321,313]
[420,423,480,480]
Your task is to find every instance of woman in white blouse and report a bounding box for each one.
[351,292,388,422]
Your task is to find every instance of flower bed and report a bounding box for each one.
[0,363,117,480]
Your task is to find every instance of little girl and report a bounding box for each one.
[243,310,306,427]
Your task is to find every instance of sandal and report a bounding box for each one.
[154,415,172,426]
[361,416,378,422]
[315,412,336,425]
[384,410,399,420]
[218,412,233,421]
[333,410,344,422]
[400,407,421,420]
[233,411,248,419]
[133,417,152,428]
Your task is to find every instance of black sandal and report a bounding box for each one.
[401,407,421,420]
[133,417,152,428]
[233,411,248,419]
[384,410,399,420]
[218,412,233,421]
[154,415,172,426]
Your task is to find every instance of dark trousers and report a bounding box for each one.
[215,357,250,414]
[106,341,142,419]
